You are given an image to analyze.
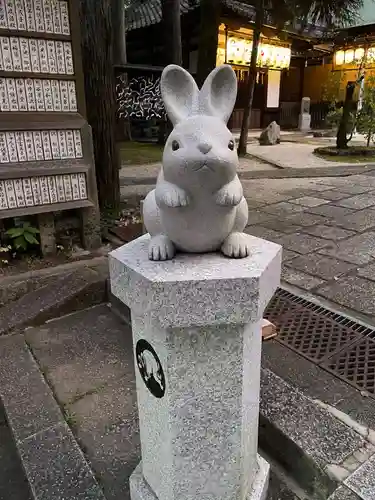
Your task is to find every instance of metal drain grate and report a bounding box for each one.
[324,338,375,395]
[264,289,375,396]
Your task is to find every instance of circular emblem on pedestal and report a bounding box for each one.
[135,339,165,398]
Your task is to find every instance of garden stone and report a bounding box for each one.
[259,121,281,145]
[109,234,281,500]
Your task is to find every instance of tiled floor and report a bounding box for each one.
[242,173,375,324]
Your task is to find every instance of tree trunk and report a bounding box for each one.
[112,0,132,142]
[80,0,120,211]
[238,1,264,156]
[336,82,356,149]
[112,0,126,65]
[159,0,182,145]
[196,0,221,88]
[161,0,182,66]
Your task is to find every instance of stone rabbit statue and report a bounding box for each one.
[143,64,252,261]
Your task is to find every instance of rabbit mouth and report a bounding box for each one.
[193,161,213,172]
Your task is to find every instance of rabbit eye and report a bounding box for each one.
[171,140,180,151]
[228,140,235,151]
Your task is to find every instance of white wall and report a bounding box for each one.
[267,70,281,108]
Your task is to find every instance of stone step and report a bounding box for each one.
[0,329,106,500]
[0,255,108,307]
[259,368,374,500]
[0,260,108,336]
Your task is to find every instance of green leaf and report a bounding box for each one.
[24,232,39,245]
[6,227,24,238]
[14,236,27,251]
[25,226,40,234]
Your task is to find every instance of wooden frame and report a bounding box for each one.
[0,0,99,249]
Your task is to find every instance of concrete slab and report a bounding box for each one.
[315,276,375,320]
[335,194,375,210]
[245,226,285,245]
[282,267,325,290]
[0,405,32,500]
[247,143,368,170]
[19,423,105,500]
[312,190,356,201]
[300,225,356,241]
[281,250,300,263]
[0,334,63,442]
[345,453,375,500]
[308,204,356,219]
[260,368,366,498]
[25,304,134,405]
[281,212,327,227]
[289,196,331,207]
[335,208,375,232]
[286,255,356,280]
[319,232,375,265]
[328,485,361,499]
[0,267,107,336]
[70,376,140,500]
[260,220,303,235]
[247,210,275,226]
[278,233,329,254]
[263,202,305,216]
[357,263,375,281]
[328,184,374,195]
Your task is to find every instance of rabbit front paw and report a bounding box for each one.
[156,184,190,208]
[221,232,252,259]
[215,182,243,207]
[148,235,176,261]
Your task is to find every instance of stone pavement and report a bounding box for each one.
[15,303,375,500]
[243,172,375,324]
[119,155,278,184]
[247,142,375,170]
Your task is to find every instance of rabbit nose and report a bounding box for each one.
[197,142,212,154]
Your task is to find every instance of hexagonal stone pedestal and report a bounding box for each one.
[109,234,281,500]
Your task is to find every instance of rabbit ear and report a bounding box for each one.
[199,65,237,123]
[160,65,199,125]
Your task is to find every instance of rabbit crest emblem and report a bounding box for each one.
[143,64,252,261]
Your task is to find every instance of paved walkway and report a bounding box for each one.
[247,142,375,169]
[243,173,375,324]
[119,155,278,183]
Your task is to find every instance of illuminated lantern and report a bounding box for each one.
[216,47,225,66]
[355,47,365,62]
[335,50,345,65]
[275,48,283,68]
[257,46,265,66]
[345,49,354,63]
[244,40,252,64]
[227,38,237,63]
[367,47,375,63]
[234,38,245,64]
[284,48,291,68]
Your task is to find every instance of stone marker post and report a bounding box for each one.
[109,233,281,500]
[298,97,311,132]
